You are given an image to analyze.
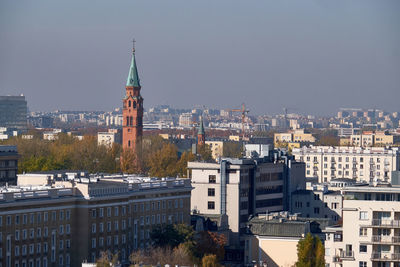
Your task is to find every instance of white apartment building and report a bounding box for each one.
[97,129,122,148]
[178,113,193,127]
[292,146,400,183]
[325,185,400,267]
[291,188,342,224]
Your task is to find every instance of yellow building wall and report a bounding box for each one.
[248,237,299,267]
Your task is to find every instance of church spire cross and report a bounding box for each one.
[132,38,136,53]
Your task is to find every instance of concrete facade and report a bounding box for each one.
[324,186,400,267]
[0,174,191,267]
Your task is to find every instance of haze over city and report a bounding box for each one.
[1,0,399,115]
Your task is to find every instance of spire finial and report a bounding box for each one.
[132,38,136,53]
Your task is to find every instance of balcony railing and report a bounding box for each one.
[332,256,342,263]
[371,235,400,244]
[372,252,400,261]
[371,219,400,228]
[339,250,354,260]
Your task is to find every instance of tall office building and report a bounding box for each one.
[0,95,27,131]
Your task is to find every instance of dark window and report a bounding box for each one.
[208,188,215,196]
[208,201,215,210]
[128,100,131,107]
[359,245,367,253]
[209,175,216,183]
[133,101,137,109]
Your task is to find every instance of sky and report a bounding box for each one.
[0,0,399,116]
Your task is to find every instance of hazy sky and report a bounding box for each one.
[0,0,399,115]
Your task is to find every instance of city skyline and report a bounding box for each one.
[1,0,399,115]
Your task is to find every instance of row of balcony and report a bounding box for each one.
[371,235,400,244]
[370,219,400,228]
[371,252,400,261]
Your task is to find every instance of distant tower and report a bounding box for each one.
[197,116,205,146]
[122,40,143,156]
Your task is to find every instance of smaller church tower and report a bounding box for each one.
[197,116,205,146]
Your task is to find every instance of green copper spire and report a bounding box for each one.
[198,116,205,135]
[126,42,141,87]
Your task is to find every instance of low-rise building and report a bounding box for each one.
[274,129,316,147]
[244,212,331,267]
[0,172,191,266]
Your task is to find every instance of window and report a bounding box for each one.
[107,207,111,217]
[314,207,320,214]
[92,223,96,233]
[60,210,64,220]
[99,223,104,233]
[359,245,367,253]
[208,201,215,210]
[99,208,104,218]
[359,228,367,236]
[66,210,71,220]
[66,224,70,234]
[209,175,216,183]
[359,211,368,220]
[208,188,215,196]
[91,238,96,248]
[359,262,367,267]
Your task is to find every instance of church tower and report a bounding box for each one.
[122,42,143,156]
[197,116,205,146]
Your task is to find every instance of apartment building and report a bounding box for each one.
[291,188,342,224]
[0,173,191,267]
[97,129,122,148]
[188,155,305,247]
[274,129,316,146]
[350,131,400,147]
[292,146,400,183]
[324,185,400,267]
[0,146,18,186]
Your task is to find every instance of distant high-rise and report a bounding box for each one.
[122,43,143,156]
[0,95,27,131]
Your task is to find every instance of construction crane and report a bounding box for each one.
[230,103,250,139]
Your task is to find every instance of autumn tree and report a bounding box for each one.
[197,144,213,161]
[96,251,119,267]
[201,254,222,267]
[223,142,242,158]
[296,233,325,267]
[195,231,226,261]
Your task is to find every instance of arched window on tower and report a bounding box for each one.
[128,140,131,147]
[133,101,137,109]
[126,116,129,126]
[130,117,133,126]
[128,100,131,107]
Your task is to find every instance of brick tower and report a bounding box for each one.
[122,43,143,156]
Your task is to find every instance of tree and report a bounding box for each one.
[198,144,213,161]
[296,233,325,267]
[150,224,195,248]
[96,251,119,267]
[195,231,226,261]
[175,151,196,178]
[201,254,221,267]
[222,142,242,158]
[147,143,179,177]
